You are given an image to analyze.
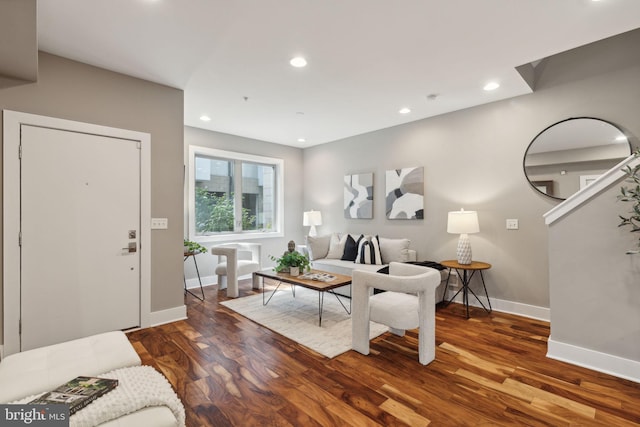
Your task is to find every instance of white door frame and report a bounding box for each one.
[3,110,151,355]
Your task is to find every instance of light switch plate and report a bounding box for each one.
[506,219,519,230]
[151,218,168,229]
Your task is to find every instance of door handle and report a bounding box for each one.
[122,242,137,253]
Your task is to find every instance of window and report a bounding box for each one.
[188,146,283,241]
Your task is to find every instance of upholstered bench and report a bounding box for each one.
[0,331,184,427]
[0,331,141,403]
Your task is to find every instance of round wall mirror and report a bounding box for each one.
[523,117,632,200]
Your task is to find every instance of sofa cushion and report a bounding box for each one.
[379,237,411,264]
[341,234,363,261]
[312,258,384,276]
[0,331,141,403]
[355,235,382,265]
[305,234,331,260]
[326,233,347,259]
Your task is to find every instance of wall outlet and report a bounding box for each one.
[506,219,519,230]
[151,218,168,229]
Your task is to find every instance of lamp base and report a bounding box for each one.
[308,225,317,237]
[456,233,472,265]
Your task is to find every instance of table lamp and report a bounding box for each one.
[303,210,322,237]
[447,209,479,265]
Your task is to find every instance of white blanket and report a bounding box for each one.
[14,365,185,427]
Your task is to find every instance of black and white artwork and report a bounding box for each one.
[385,167,424,219]
[344,173,373,219]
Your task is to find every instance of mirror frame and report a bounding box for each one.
[523,117,632,201]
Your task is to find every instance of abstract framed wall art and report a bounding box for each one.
[385,167,424,219]
[344,173,373,219]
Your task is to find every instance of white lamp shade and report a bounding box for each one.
[303,210,322,226]
[447,210,479,234]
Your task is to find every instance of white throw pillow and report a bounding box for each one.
[326,233,347,259]
[305,234,331,260]
[379,237,411,264]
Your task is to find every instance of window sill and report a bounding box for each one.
[192,231,284,244]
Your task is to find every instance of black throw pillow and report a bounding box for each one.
[341,234,363,261]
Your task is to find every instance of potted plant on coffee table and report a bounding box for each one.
[270,250,310,276]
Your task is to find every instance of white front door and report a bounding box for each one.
[18,125,141,351]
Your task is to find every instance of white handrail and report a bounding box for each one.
[544,153,640,225]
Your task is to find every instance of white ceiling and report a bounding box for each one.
[37,0,640,148]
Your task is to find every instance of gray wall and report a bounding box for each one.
[0,52,185,342]
[183,126,304,281]
[548,180,640,361]
[0,0,37,88]
[303,29,640,313]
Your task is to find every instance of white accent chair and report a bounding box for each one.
[351,262,441,365]
[211,243,262,298]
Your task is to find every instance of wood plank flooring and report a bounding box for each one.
[127,282,640,426]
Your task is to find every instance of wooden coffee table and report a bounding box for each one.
[253,269,352,326]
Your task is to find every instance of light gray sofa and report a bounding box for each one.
[303,233,450,297]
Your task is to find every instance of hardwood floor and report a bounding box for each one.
[127,282,640,426]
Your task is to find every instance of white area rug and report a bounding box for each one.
[221,286,388,358]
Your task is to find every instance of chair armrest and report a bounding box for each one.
[389,261,434,277]
[243,243,262,265]
[211,246,237,258]
[353,263,441,294]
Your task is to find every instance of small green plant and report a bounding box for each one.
[270,250,310,273]
[195,188,256,233]
[618,149,640,254]
[184,239,207,254]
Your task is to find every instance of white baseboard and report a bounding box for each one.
[443,289,550,321]
[184,274,253,289]
[185,275,215,289]
[150,305,187,327]
[547,338,640,383]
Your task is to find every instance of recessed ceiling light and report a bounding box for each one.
[298,138,306,143]
[399,107,411,114]
[199,115,211,122]
[290,57,307,68]
[483,82,500,91]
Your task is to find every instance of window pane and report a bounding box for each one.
[194,156,235,234]
[189,146,283,239]
[242,162,276,231]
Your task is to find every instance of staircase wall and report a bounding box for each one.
[545,156,640,382]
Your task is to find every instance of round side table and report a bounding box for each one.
[440,260,491,318]
[184,251,205,301]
